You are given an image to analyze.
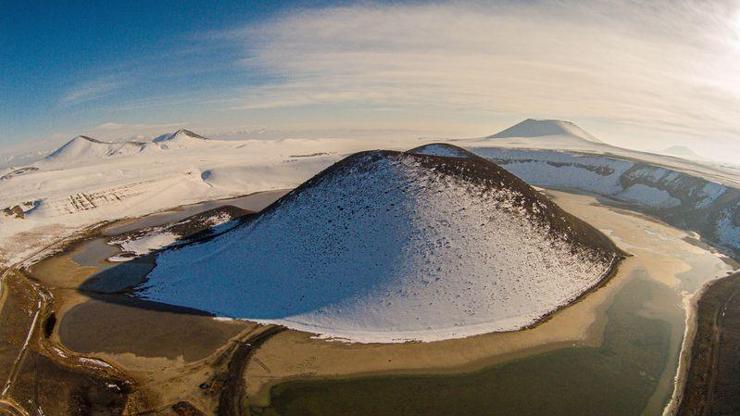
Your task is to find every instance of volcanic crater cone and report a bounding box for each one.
[139,144,622,342]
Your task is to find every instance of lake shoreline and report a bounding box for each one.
[674,271,740,416]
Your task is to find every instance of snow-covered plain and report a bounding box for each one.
[0,130,415,267]
[140,148,617,343]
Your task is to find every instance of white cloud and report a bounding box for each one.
[223,0,740,161]
[60,78,123,106]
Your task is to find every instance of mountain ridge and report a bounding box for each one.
[42,129,212,166]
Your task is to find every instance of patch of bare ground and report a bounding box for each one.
[0,271,138,415]
[678,271,740,416]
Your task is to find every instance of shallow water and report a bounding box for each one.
[29,192,288,365]
[70,237,119,269]
[269,280,673,416]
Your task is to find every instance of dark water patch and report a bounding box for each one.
[70,237,119,269]
[59,297,246,361]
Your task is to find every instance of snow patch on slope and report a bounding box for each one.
[471,147,740,257]
[408,143,473,158]
[660,145,703,160]
[110,232,179,261]
[716,209,740,249]
[108,209,241,262]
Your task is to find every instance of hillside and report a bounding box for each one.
[152,129,211,150]
[40,129,213,168]
[138,144,621,342]
[488,119,602,143]
[44,136,147,166]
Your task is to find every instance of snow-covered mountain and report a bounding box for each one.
[487,119,602,146]
[151,129,211,150]
[138,144,621,342]
[0,150,52,170]
[660,145,703,161]
[152,129,208,143]
[44,136,147,166]
[40,129,215,168]
[472,119,738,188]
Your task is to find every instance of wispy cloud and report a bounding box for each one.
[220,0,740,157]
[59,78,124,106]
[92,121,183,131]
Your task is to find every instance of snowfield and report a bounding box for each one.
[140,147,619,343]
[0,120,736,344]
[0,130,414,267]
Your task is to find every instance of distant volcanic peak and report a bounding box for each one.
[46,135,107,160]
[153,129,208,143]
[142,148,620,341]
[488,119,601,143]
[74,135,105,144]
[62,135,112,146]
[661,145,701,159]
[46,134,148,163]
[175,129,208,139]
[407,143,475,158]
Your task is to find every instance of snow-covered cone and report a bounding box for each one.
[139,144,622,342]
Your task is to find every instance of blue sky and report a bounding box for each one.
[2,1,740,162]
[1,1,316,142]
